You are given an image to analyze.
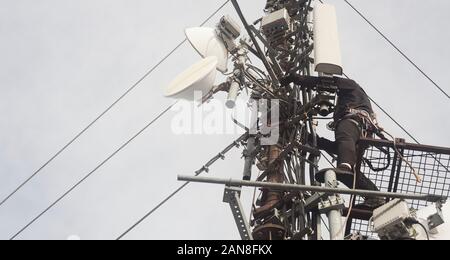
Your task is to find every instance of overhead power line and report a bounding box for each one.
[117,87,427,239]
[11,0,443,240]
[117,182,189,240]
[0,0,230,208]
[8,0,231,239]
[10,102,177,240]
[117,132,248,240]
[0,41,185,209]
[341,73,418,143]
[116,0,450,239]
[344,72,449,172]
[117,64,442,242]
[342,0,449,100]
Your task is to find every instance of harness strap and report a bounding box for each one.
[329,108,383,138]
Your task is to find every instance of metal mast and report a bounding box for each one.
[175,0,449,240]
[228,0,328,240]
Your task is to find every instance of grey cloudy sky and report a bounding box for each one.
[0,0,449,240]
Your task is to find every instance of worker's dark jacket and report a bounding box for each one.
[334,77,373,122]
[283,75,373,148]
[288,76,373,155]
[281,75,373,121]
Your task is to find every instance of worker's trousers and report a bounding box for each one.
[335,118,379,192]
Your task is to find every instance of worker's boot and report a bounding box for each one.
[355,173,385,209]
[338,163,353,172]
[336,164,385,210]
[357,197,386,210]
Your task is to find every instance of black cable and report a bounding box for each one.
[0,41,185,209]
[318,0,445,149]
[341,73,415,143]
[118,0,448,240]
[321,216,330,232]
[318,0,449,99]
[10,102,177,240]
[116,182,189,240]
[417,222,430,240]
[342,0,449,100]
[9,0,232,239]
[0,0,231,208]
[405,217,430,240]
[312,0,445,153]
[368,96,419,144]
[321,151,335,168]
[343,72,449,172]
[117,132,248,240]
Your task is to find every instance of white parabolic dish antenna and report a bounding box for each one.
[185,27,229,73]
[165,56,218,101]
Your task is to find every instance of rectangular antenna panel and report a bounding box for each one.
[314,4,343,75]
[261,8,291,46]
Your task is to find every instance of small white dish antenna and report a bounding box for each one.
[165,56,218,101]
[185,27,229,73]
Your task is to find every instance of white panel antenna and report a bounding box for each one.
[314,3,343,75]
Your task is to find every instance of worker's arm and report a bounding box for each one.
[308,134,338,155]
[317,136,338,155]
[334,77,360,91]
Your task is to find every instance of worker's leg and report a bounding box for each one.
[335,119,360,168]
[335,119,379,191]
[336,119,384,208]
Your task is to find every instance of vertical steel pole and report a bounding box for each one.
[325,170,344,240]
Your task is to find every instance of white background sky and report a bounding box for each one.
[0,0,449,240]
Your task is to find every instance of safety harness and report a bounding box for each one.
[328,108,384,139]
[330,108,422,183]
